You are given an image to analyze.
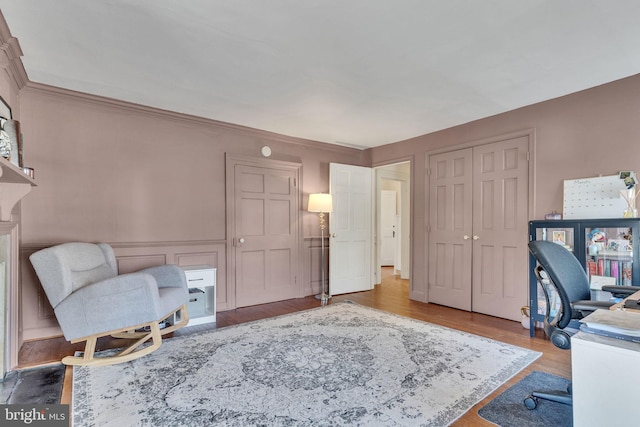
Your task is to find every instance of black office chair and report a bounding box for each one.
[525,240,637,409]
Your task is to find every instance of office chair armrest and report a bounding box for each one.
[601,285,639,298]
[573,300,613,312]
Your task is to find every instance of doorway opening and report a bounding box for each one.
[374,161,411,286]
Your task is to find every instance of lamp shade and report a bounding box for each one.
[308,193,333,213]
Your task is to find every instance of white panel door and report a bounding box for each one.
[394,214,402,274]
[380,190,397,266]
[329,163,373,295]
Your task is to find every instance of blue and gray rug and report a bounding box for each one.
[478,371,572,426]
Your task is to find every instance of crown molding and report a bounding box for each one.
[0,12,28,90]
[22,81,364,154]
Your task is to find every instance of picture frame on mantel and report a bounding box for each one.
[0,96,11,120]
[0,96,23,168]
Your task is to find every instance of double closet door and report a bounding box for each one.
[427,136,529,321]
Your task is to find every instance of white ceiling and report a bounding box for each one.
[2,1,640,149]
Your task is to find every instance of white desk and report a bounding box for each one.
[571,331,640,426]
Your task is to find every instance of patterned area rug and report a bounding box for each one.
[73,302,541,426]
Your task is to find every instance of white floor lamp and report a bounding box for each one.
[308,193,333,305]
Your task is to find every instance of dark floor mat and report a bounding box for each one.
[478,371,572,427]
[2,364,65,405]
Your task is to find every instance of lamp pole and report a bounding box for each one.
[308,193,333,305]
[316,211,330,305]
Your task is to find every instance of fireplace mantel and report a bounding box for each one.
[0,157,35,221]
[0,156,33,376]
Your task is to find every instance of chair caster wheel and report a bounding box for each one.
[524,395,538,410]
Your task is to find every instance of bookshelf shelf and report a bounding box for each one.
[528,218,640,337]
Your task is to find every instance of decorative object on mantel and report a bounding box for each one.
[0,98,33,222]
[22,167,34,179]
[308,192,333,305]
[0,124,23,170]
[0,97,11,161]
[0,117,13,162]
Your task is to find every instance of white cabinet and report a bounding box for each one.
[571,331,640,426]
[182,265,216,326]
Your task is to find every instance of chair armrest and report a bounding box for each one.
[138,265,188,289]
[64,272,160,304]
[573,300,613,312]
[55,273,162,341]
[601,285,639,298]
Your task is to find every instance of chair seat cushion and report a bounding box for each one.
[158,286,189,319]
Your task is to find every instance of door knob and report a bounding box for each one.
[473,235,479,240]
[331,233,336,238]
[239,238,245,243]
[463,235,470,240]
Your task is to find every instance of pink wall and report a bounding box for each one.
[19,84,367,244]
[368,73,640,301]
[17,73,640,338]
[16,83,368,340]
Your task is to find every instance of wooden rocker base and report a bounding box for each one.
[111,304,190,340]
[62,305,189,367]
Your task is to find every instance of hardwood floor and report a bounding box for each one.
[18,268,569,426]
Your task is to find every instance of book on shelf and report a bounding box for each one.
[587,260,597,278]
[610,260,620,285]
[622,261,633,286]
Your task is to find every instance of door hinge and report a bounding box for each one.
[527,151,530,161]
[293,178,297,187]
[426,168,431,176]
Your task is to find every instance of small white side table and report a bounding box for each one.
[182,265,216,326]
